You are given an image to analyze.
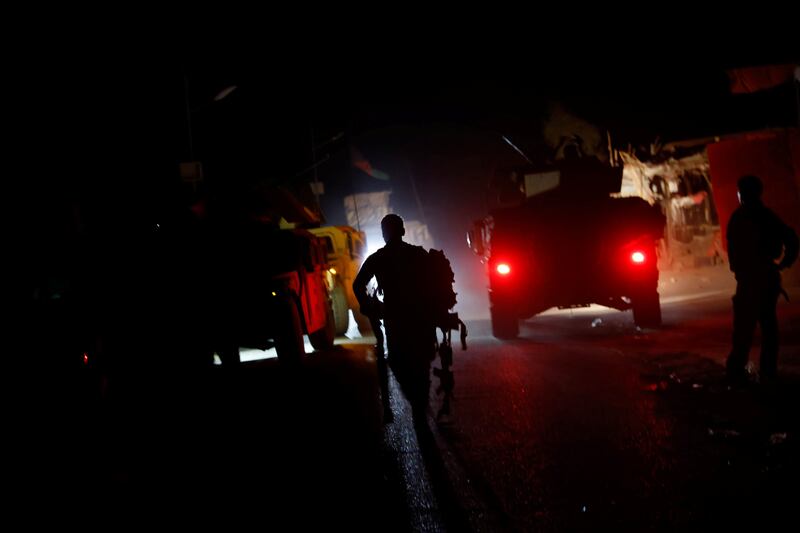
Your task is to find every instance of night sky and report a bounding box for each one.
[62,53,797,189]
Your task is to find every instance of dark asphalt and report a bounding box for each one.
[11,269,800,531]
[427,279,800,531]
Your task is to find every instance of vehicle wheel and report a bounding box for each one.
[310,300,336,351]
[330,285,350,336]
[632,289,662,328]
[275,296,305,365]
[491,304,519,339]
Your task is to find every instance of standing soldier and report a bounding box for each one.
[726,175,798,385]
[354,214,436,425]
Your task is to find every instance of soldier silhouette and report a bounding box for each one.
[726,175,798,385]
[354,214,436,425]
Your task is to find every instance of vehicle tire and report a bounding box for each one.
[632,289,662,328]
[330,284,350,336]
[309,300,336,351]
[491,304,519,339]
[275,296,305,365]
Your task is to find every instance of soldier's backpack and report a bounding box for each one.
[425,249,467,347]
[426,249,457,325]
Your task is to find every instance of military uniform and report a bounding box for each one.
[726,202,798,382]
[354,240,435,420]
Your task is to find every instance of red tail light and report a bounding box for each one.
[631,251,646,264]
[496,263,511,275]
[83,353,89,365]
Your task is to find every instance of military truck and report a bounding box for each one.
[468,154,665,339]
[227,221,336,363]
[309,225,371,335]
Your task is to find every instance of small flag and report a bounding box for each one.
[351,146,390,180]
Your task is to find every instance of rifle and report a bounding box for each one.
[433,312,467,419]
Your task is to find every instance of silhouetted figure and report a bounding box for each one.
[726,175,798,385]
[354,214,435,425]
